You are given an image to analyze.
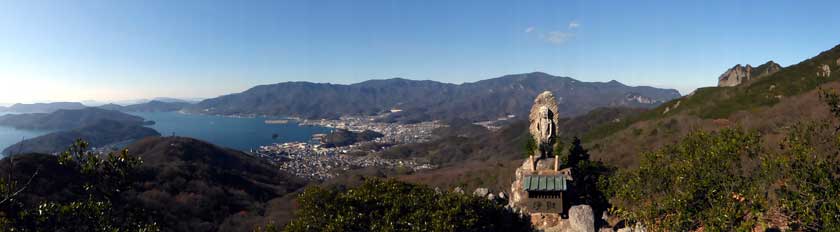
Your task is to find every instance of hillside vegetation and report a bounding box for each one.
[584,43,840,168]
[0,137,307,231]
[605,90,840,230]
[284,179,532,232]
[389,107,643,193]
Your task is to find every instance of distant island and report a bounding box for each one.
[97,100,191,112]
[0,108,161,155]
[3,119,160,155]
[0,102,86,113]
[0,108,150,130]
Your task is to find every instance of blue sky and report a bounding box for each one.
[1,0,839,104]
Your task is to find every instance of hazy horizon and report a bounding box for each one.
[2,0,839,103]
[0,72,680,105]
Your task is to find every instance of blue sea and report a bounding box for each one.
[130,112,332,151]
[0,112,54,154]
[0,111,332,153]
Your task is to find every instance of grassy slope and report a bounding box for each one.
[583,44,840,168]
[392,107,646,194]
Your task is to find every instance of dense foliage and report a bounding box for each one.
[523,136,536,158]
[0,136,305,231]
[1,140,159,231]
[605,89,840,231]
[285,179,532,232]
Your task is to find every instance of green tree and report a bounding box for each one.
[285,179,532,232]
[1,139,159,231]
[567,137,588,168]
[523,136,536,158]
[553,140,567,164]
[605,129,765,231]
[766,122,840,230]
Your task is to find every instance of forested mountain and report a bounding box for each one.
[188,72,680,122]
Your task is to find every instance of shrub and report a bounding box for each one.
[285,179,532,232]
[605,129,765,231]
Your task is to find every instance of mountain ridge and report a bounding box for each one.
[188,72,680,122]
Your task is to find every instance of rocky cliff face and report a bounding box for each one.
[717,61,782,87]
[817,64,831,77]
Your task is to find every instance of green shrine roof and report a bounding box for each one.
[523,175,567,192]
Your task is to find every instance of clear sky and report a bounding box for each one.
[1,0,839,104]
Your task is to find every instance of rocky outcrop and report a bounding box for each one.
[818,64,831,77]
[718,64,751,87]
[624,93,656,104]
[569,205,595,232]
[662,100,681,115]
[717,61,782,87]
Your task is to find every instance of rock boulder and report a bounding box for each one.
[569,205,595,232]
[473,188,489,197]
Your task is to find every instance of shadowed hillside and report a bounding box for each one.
[0,137,307,232]
[124,136,307,231]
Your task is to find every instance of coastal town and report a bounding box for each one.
[255,115,444,180]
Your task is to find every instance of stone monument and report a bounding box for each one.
[528,91,560,169]
[510,91,585,231]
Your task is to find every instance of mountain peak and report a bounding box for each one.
[718,61,782,87]
[525,71,553,77]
